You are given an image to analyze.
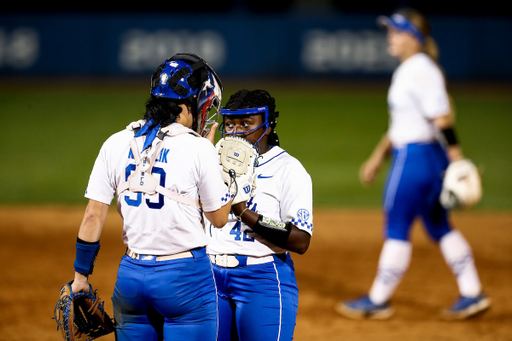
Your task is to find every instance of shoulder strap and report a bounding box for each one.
[117,122,201,208]
[160,122,201,138]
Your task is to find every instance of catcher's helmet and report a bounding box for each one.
[150,53,223,134]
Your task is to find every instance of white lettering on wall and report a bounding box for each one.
[0,27,39,69]
[119,29,226,72]
[301,29,397,73]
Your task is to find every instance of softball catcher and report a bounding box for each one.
[60,53,254,341]
[335,8,490,321]
[206,89,313,341]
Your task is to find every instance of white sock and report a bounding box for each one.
[440,229,482,298]
[369,239,412,305]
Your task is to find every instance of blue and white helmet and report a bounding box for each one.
[150,53,223,134]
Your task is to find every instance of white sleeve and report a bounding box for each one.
[412,65,451,119]
[196,141,230,212]
[84,140,116,205]
[280,161,314,235]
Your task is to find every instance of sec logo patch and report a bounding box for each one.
[297,209,310,221]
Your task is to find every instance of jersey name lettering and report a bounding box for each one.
[128,148,169,163]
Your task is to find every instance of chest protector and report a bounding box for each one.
[117,120,201,208]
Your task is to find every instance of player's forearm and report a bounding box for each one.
[204,201,232,228]
[360,134,391,185]
[446,145,464,162]
[232,203,310,254]
[77,200,109,242]
[370,133,392,162]
[73,200,109,279]
[432,114,464,162]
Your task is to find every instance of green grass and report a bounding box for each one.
[1,79,511,210]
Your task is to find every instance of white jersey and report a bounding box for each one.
[206,146,313,257]
[85,122,230,255]
[387,52,451,148]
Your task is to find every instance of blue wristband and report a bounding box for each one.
[74,238,100,275]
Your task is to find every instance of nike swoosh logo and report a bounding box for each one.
[257,175,273,179]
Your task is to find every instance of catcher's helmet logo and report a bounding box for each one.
[160,73,169,85]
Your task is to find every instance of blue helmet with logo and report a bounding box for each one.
[150,53,223,134]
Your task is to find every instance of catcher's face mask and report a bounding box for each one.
[196,71,222,136]
[218,106,270,150]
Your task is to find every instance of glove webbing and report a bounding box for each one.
[53,291,112,341]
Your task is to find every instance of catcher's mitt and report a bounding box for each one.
[53,281,115,341]
[216,136,258,205]
[440,159,482,209]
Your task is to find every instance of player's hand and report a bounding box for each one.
[446,145,464,162]
[71,272,91,293]
[204,122,218,144]
[359,158,381,186]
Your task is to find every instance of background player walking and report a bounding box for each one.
[335,8,490,320]
[69,53,234,341]
[207,89,313,341]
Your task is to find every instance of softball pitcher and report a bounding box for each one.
[335,8,490,320]
[70,53,234,341]
[206,89,313,341]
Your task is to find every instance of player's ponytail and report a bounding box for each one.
[424,36,439,62]
[398,8,438,61]
[399,8,451,113]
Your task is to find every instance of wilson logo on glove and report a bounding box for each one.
[216,136,258,205]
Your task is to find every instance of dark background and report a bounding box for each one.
[2,1,511,16]
[2,1,511,80]
[1,1,511,208]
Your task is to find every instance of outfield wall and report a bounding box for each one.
[0,12,511,80]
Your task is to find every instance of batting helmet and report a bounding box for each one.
[150,53,223,134]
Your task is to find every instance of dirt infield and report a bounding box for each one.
[0,206,510,341]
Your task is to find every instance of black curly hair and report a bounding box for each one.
[223,89,280,146]
[143,96,186,128]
